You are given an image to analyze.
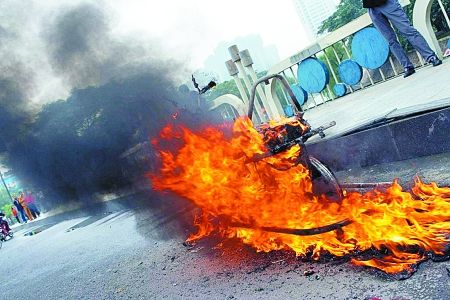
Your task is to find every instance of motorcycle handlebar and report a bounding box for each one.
[302,121,336,142]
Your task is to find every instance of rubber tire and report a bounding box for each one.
[308,156,343,202]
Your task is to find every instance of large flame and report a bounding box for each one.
[151,117,450,276]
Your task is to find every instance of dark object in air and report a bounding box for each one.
[191,75,217,95]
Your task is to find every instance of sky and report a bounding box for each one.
[0,0,311,104]
[112,0,311,69]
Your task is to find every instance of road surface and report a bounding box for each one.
[1,154,450,300]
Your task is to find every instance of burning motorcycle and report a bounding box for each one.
[247,74,342,203]
[241,74,388,236]
[154,74,450,277]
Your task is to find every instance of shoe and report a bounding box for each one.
[404,67,415,78]
[429,56,442,67]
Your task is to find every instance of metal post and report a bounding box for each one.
[226,60,249,104]
[240,49,275,118]
[378,68,386,81]
[233,76,249,103]
[309,93,318,108]
[416,50,425,67]
[289,67,297,83]
[323,50,339,84]
[364,68,375,86]
[321,50,337,101]
[312,54,334,102]
[228,46,264,121]
[389,56,399,76]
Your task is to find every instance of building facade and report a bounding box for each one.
[293,0,339,41]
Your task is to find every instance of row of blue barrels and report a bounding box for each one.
[288,27,390,107]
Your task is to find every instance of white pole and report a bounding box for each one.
[225,60,249,104]
[239,49,276,119]
[232,75,249,103]
[228,45,263,121]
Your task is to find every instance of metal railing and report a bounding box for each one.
[210,0,449,121]
[265,0,414,115]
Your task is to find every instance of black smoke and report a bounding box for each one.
[2,3,217,208]
[44,3,161,88]
[0,22,35,152]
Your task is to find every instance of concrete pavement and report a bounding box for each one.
[304,59,450,142]
[1,153,449,300]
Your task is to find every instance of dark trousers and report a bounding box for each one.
[368,0,436,68]
[28,203,40,218]
[15,216,21,223]
[18,209,27,222]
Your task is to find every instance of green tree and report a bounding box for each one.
[318,0,365,34]
[319,0,449,36]
[204,79,242,102]
[0,188,11,207]
[204,71,269,102]
[1,203,13,217]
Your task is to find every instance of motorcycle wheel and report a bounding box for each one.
[308,156,343,202]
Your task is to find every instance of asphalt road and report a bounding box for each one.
[1,154,450,300]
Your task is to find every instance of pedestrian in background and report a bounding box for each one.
[11,206,20,223]
[363,0,442,77]
[18,192,34,221]
[25,191,41,218]
[13,197,27,223]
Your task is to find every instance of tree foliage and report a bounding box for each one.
[204,79,242,102]
[318,0,365,34]
[1,203,12,217]
[319,0,450,36]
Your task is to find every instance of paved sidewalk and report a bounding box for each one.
[304,59,450,141]
[336,151,450,188]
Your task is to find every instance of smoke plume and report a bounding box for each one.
[0,2,215,208]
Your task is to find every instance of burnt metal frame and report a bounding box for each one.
[239,74,391,236]
[247,74,343,200]
[247,74,302,120]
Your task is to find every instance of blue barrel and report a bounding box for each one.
[338,59,363,85]
[352,27,389,69]
[297,58,330,93]
[333,83,347,97]
[284,105,294,117]
[290,84,308,106]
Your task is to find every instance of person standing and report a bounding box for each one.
[18,192,33,221]
[11,206,20,223]
[25,191,40,218]
[363,0,442,77]
[13,198,27,223]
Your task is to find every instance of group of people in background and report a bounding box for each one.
[11,191,41,224]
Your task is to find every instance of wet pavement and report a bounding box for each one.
[1,153,450,300]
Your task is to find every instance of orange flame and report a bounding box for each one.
[151,117,450,276]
